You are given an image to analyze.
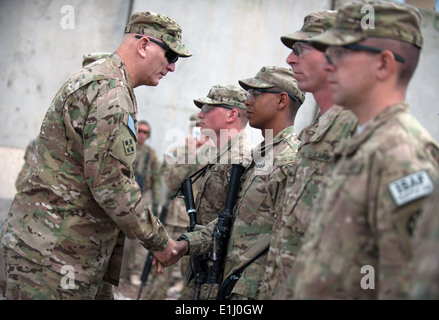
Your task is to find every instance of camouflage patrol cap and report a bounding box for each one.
[238,66,305,104]
[281,10,338,48]
[193,85,248,110]
[310,0,423,51]
[125,11,192,57]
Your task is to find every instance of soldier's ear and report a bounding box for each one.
[277,92,289,110]
[137,37,150,58]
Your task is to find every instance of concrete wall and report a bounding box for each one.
[0,0,438,223]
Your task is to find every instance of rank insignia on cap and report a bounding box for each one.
[123,138,135,155]
[388,170,434,207]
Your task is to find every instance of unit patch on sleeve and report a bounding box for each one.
[388,170,434,207]
[123,138,135,156]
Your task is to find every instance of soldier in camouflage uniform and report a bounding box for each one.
[1,11,191,300]
[260,11,358,299]
[178,84,253,300]
[292,1,439,299]
[410,178,439,299]
[177,66,305,300]
[124,120,163,285]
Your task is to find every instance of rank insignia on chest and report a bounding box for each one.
[123,138,135,155]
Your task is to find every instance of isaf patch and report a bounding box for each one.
[388,170,434,207]
[123,138,135,155]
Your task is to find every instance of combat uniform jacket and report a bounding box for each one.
[410,177,439,299]
[135,143,162,205]
[261,106,357,299]
[185,126,299,299]
[1,52,169,295]
[161,144,209,228]
[194,132,253,225]
[293,102,439,299]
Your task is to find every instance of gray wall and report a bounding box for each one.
[0,0,438,222]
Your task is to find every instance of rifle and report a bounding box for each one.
[171,165,209,300]
[136,202,169,300]
[207,164,245,291]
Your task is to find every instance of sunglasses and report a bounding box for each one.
[325,44,405,65]
[201,104,241,117]
[138,129,150,135]
[135,35,179,64]
[246,88,299,103]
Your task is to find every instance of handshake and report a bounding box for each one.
[152,238,189,273]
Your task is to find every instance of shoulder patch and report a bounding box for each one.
[388,170,434,207]
[123,138,135,155]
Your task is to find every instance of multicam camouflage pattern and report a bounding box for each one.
[194,132,254,226]
[410,178,439,300]
[1,52,169,299]
[141,145,206,300]
[184,126,299,299]
[82,52,111,67]
[162,144,207,228]
[135,144,162,204]
[193,85,248,111]
[310,0,423,51]
[224,126,298,299]
[3,247,113,299]
[238,66,305,104]
[15,138,37,190]
[260,105,358,300]
[293,103,439,299]
[281,10,338,47]
[125,11,192,57]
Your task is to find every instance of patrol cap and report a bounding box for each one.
[193,85,248,110]
[281,10,338,48]
[125,11,192,57]
[310,0,423,51]
[238,66,305,104]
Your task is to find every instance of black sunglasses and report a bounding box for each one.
[135,35,179,64]
[343,44,405,63]
[249,88,300,102]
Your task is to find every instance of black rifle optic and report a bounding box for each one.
[207,164,245,289]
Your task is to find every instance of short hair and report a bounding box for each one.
[366,37,421,87]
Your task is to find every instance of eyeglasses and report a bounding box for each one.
[291,41,313,57]
[200,104,241,117]
[135,35,179,64]
[325,44,405,66]
[246,88,299,104]
[138,129,150,135]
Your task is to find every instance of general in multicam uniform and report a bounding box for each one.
[1,11,192,300]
